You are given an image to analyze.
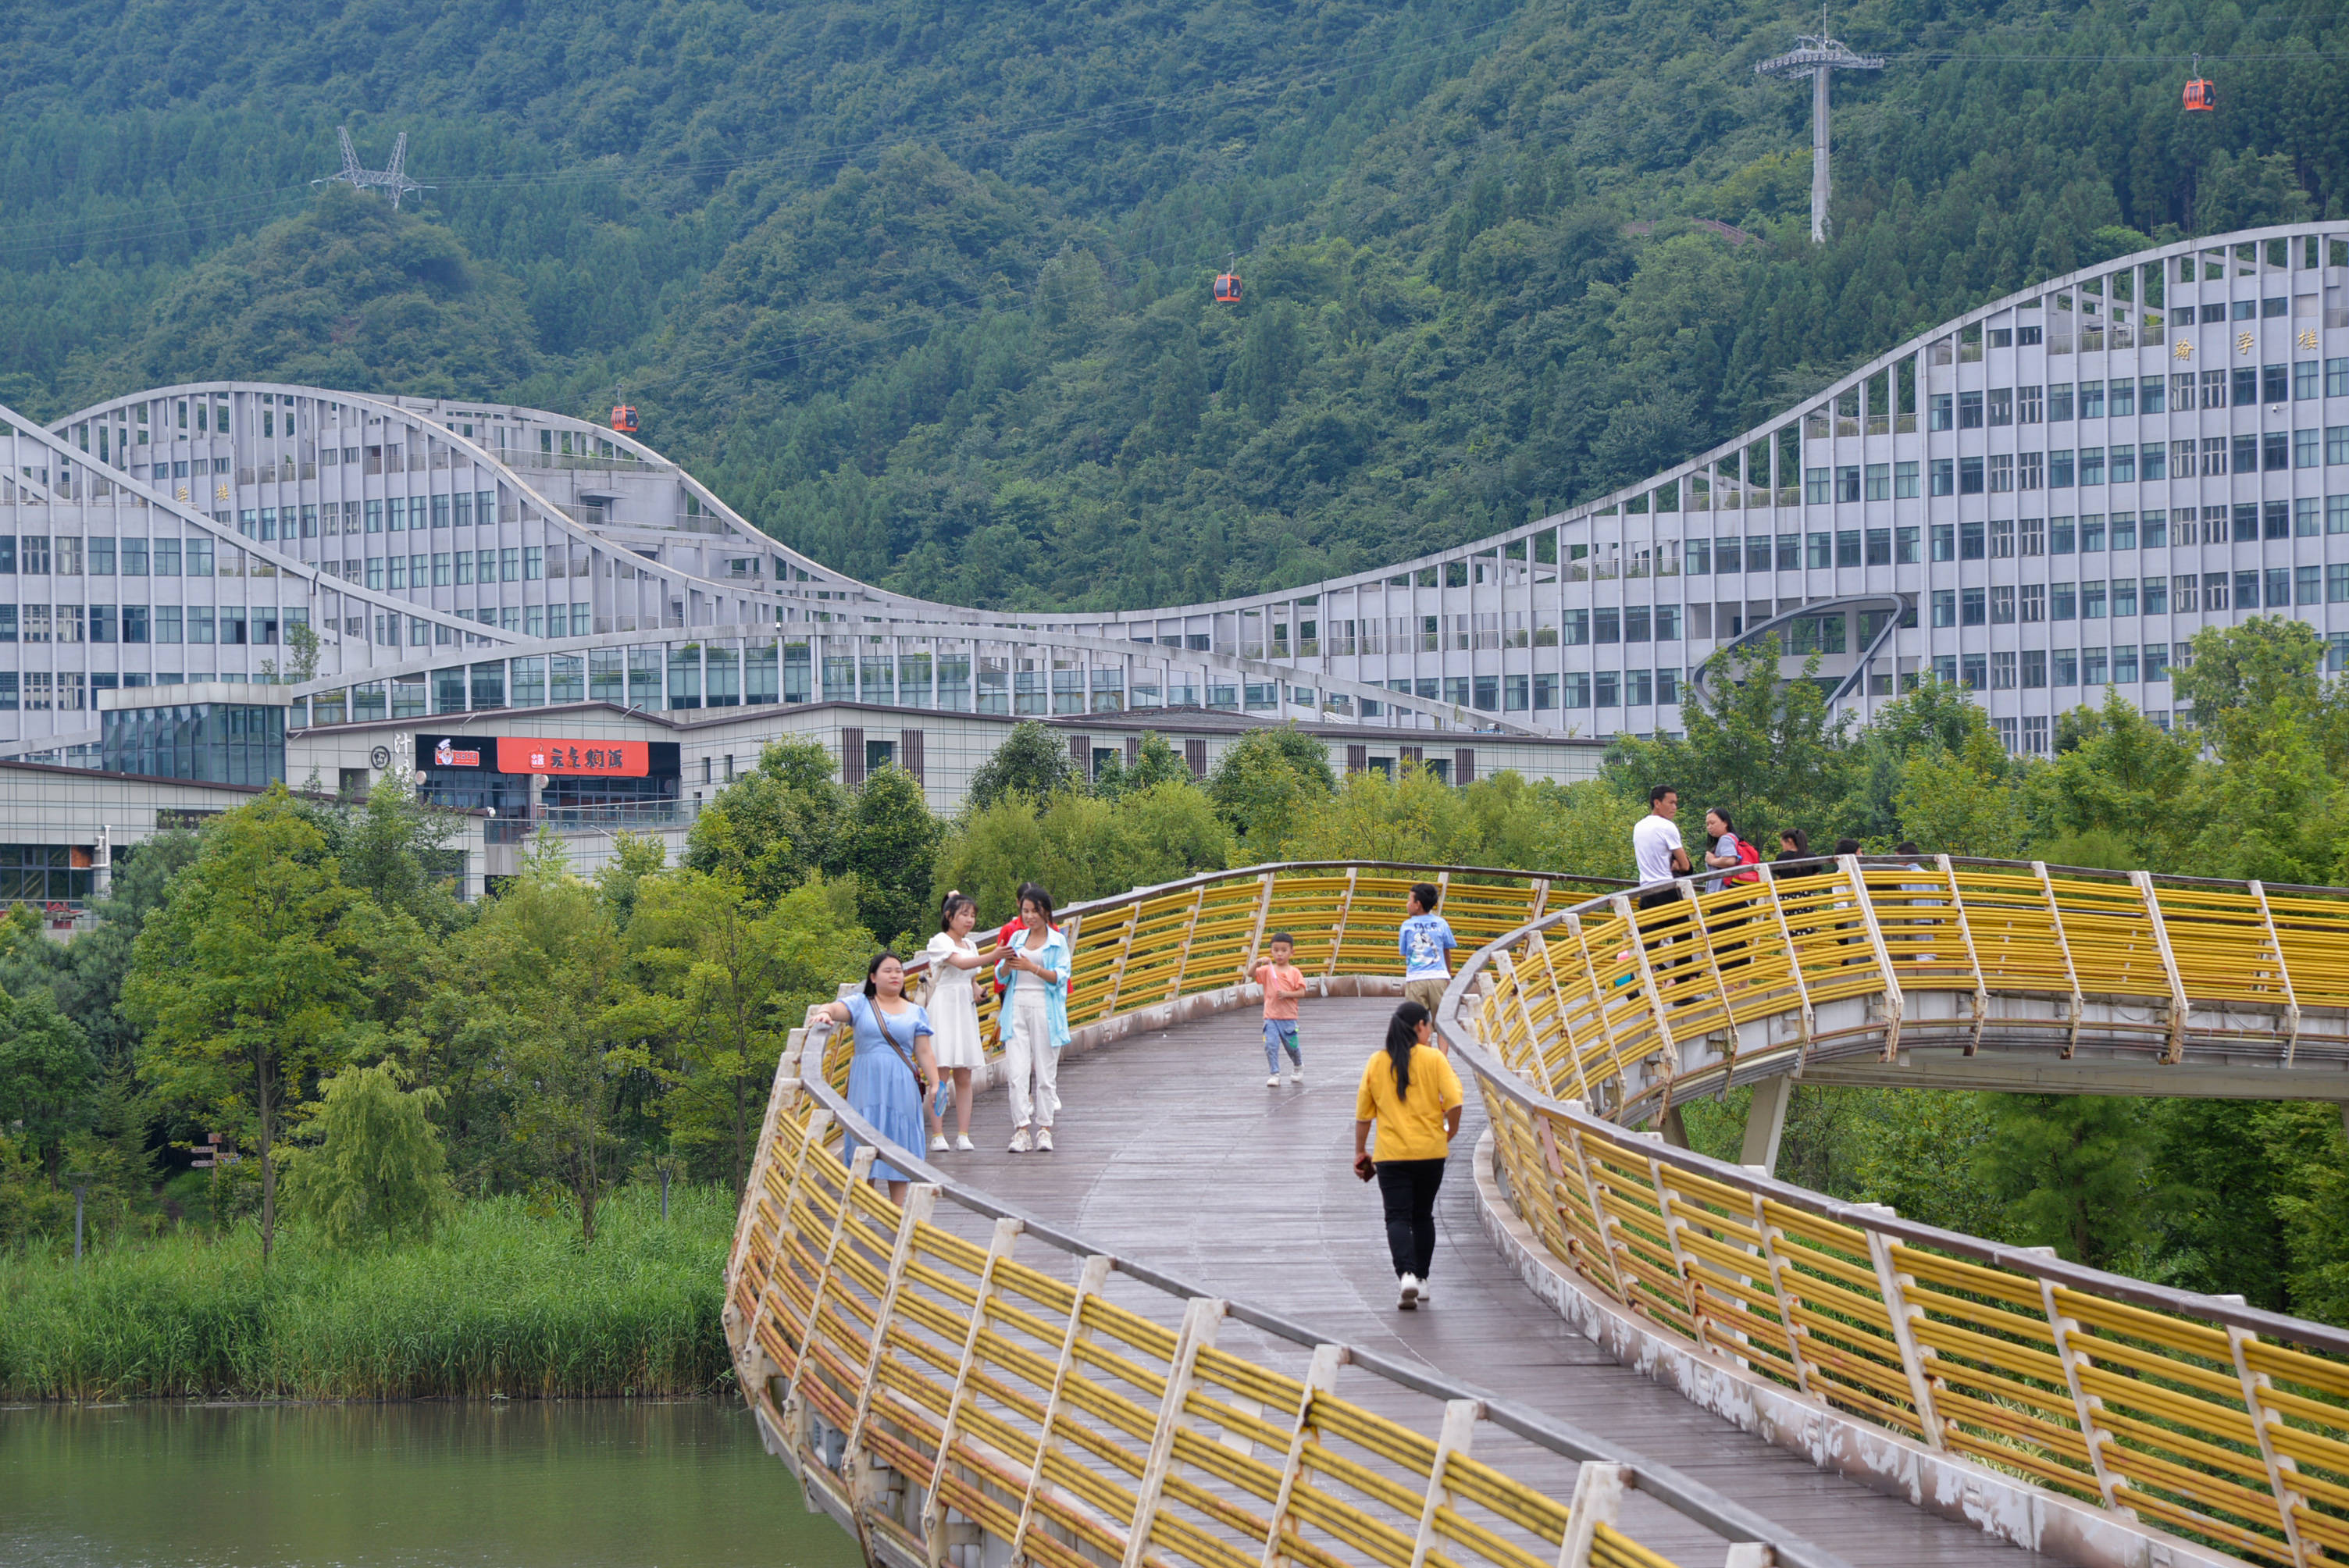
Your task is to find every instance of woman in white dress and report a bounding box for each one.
[922,891,989,1151]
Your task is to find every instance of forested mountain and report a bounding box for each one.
[3,0,2344,608]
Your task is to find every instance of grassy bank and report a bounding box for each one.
[0,1186,736,1401]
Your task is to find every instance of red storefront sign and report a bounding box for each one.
[494,737,653,777]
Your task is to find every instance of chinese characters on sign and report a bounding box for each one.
[494,737,654,777]
[2301,329,2321,352]
[2238,332,2255,357]
[2175,340,2193,359]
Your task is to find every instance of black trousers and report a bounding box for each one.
[1374,1158,1446,1279]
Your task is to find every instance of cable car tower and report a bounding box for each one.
[1755,16,1885,244]
[315,127,432,211]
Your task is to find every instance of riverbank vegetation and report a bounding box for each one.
[3,620,2349,1384]
[0,1185,730,1400]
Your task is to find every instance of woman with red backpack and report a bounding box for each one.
[1702,807,1760,984]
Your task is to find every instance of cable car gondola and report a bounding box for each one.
[611,399,640,435]
[2183,57,2215,112]
[1213,253,1242,304]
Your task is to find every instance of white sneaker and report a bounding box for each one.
[929,1133,950,1153]
[953,1135,975,1153]
[1398,1274,1421,1310]
[1416,1278,1432,1305]
[1009,1129,1032,1154]
[1035,1128,1054,1153]
[1267,1074,1281,1086]
[1289,1068,1304,1085]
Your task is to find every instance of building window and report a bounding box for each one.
[2018,384,2043,422]
[1866,527,1891,565]
[1805,468,1830,504]
[1959,390,1984,428]
[1960,455,1985,494]
[1961,587,1986,625]
[1991,586,2016,623]
[1895,526,1919,564]
[1931,590,1957,628]
[1836,529,1861,568]
[2019,451,2044,490]
[2020,583,2046,622]
[1930,458,1955,497]
[1894,461,1919,498]
[1988,453,2014,491]
[1865,463,1891,500]
[1991,650,2016,689]
[2022,649,2047,687]
[1961,652,1987,690]
[1988,387,2013,426]
[1931,524,1956,561]
[1836,465,1861,502]
[2023,715,2050,753]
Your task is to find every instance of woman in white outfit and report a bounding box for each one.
[996,885,1071,1154]
[922,891,988,1151]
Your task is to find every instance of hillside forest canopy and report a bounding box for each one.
[0,0,2344,609]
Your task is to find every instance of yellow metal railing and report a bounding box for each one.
[811,862,1625,1096]
[743,857,2349,1568]
[1447,857,2349,1568]
[725,1060,1822,1568]
[1466,856,2349,1124]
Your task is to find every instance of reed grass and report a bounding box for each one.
[0,1185,735,1400]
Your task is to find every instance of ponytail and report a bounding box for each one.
[1385,1002,1428,1097]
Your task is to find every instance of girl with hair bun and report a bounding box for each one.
[923,890,988,1151]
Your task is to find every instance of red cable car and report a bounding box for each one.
[611,403,640,434]
[2183,77,2215,112]
[1213,269,1242,304]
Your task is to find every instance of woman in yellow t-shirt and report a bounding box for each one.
[1352,1000,1463,1310]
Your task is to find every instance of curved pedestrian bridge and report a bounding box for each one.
[725,861,2349,1568]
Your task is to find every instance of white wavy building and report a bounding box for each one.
[7,221,2348,768]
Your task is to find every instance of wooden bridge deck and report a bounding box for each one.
[940,994,2050,1568]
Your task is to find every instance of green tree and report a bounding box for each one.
[1981,1096,2152,1270]
[626,871,867,1196]
[1206,727,1336,853]
[684,738,847,906]
[967,722,1079,810]
[280,1062,454,1249]
[838,764,943,943]
[929,796,1049,929]
[0,989,98,1188]
[125,786,364,1261]
[451,839,638,1244]
[593,830,670,932]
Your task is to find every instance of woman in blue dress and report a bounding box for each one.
[814,952,937,1203]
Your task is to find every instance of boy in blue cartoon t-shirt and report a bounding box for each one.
[1397,882,1456,1035]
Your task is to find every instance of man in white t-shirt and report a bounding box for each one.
[1630,785,1694,985]
[1631,786,1691,896]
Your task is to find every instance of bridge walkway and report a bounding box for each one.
[948,994,2048,1568]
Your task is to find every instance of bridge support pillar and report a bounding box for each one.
[1739,1077,1792,1174]
[1657,1104,1690,1149]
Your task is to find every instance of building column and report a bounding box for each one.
[1741,1074,1794,1173]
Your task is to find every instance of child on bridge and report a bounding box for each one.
[1253,931,1307,1087]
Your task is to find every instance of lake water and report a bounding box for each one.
[1,1399,867,1568]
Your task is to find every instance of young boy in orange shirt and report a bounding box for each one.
[1253,931,1308,1087]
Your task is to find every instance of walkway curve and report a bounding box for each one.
[945,993,2060,1567]
[747,857,2349,1568]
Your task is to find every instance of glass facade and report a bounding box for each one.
[98,701,285,784]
